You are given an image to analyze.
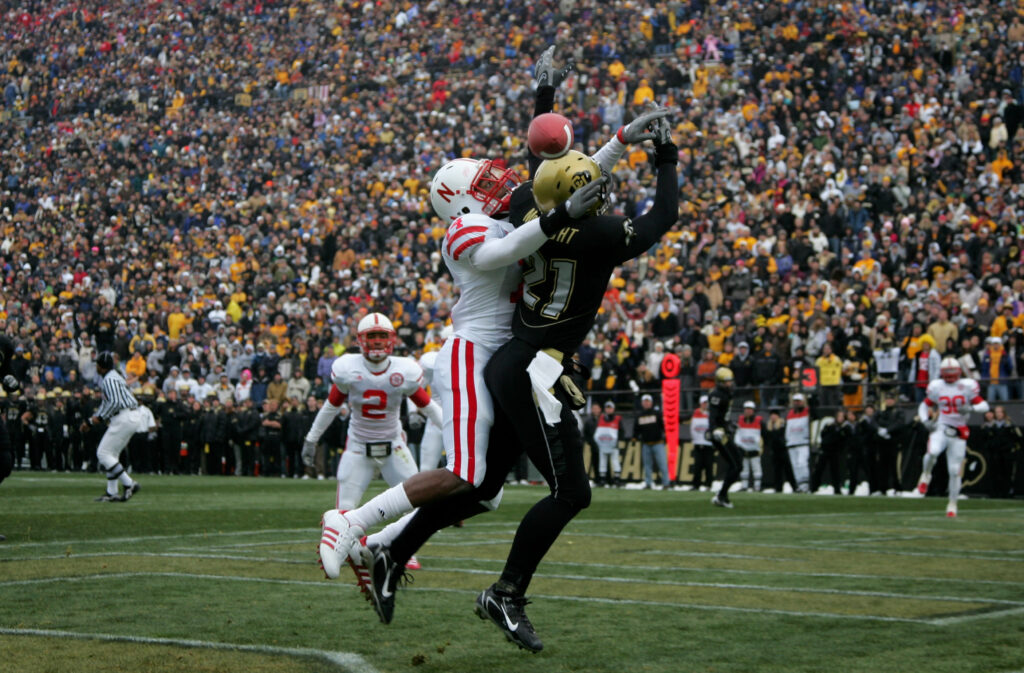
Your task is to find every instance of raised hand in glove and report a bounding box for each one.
[535,45,574,89]
[616,106,672,144]
[301,439,317,468]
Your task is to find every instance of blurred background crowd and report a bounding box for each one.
[3,0,1024,483]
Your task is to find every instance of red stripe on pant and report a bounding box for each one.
[450,338,478,481]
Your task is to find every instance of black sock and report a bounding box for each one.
[390,493,488,566]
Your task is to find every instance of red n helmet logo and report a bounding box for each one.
[435,182,456,203]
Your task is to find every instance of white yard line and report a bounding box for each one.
[0,571,925,625]
[10,550,1023,590]
[433,556,1024,587]
[407,566,1024,606]
[0,626,379,673]
[926,605,1024,626]
[6,567,1017,611]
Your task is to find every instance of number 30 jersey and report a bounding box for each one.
[923,378,984,429]
[330,354,425,445]
[442,213,523,352]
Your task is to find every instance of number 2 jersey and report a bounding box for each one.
[329,354,426,447]
[922,378,984,435]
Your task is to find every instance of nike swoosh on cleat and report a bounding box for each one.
[380,567,394,598]
[487,596,518,631]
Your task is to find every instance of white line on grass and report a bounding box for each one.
[7,506,1024,549]
[926,605,1024,626]
[0,627,379,673]
[8,568,1018,611]
[433,556,1024,587]
[409,566,1024,607]
[11,550,1024,591]
[6,528,318,549]
[0,571,926,625]
[406,585,927,624]
[578,533,1024,563]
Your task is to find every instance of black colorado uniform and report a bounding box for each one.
[477,144,680,594]
[708,383,742,504]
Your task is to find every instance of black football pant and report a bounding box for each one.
[390,338,591,596]
[714,436,742,501]
[0,419,12,485]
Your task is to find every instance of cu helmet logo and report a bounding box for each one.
[390,373,405,387]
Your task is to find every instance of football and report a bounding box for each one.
[527,112,574,159]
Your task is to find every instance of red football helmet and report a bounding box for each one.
[939,357,961,383]
[429,158,520,222]
[356,313,397,363]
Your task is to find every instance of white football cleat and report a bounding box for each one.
[917,473,931,495]
[318,510,365,580]
[946,503,958,518]
[405,555,422,571]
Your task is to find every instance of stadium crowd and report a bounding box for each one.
[3,0,1024,482]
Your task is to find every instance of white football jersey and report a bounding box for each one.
[442,213,522,351]
[330,354,425,444]
[925,378,983,428]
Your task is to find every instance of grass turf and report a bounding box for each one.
[1,472,1022,673]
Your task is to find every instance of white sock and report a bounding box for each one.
[118,472,134,487]
[921,453,936,479]
[344,484,413,530]
[107,479,119,497]
[948,473,961,503]
[366,510,417,549]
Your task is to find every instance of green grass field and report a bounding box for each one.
[1,472,1023,673]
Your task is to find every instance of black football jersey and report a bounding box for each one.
[708,385,732,429]
[510,164,678,353]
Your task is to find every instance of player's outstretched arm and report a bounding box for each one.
[305,385,346,445]
[592,105,672,174]
[616,116,679,259]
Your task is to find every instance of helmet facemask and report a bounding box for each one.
[358,329,396,363]
[471,160,520,217]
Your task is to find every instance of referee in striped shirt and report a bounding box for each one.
[83,351,143,502]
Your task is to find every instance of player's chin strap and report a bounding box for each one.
[527,349,565,425]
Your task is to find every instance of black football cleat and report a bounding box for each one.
[474,584,543,652]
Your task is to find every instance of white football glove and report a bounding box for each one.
[301,439,317,468]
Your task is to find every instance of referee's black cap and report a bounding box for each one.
[96,351,115,370]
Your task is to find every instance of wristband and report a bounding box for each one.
[539,203,570,236]
[654,143,678,166]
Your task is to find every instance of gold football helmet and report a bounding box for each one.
[532,150,609,216]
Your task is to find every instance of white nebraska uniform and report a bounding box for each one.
[438,212,524,485]
[331,353,424,510]
[416,350,444,471]
[921,378,985,467]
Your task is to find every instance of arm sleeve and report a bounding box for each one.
[470,218,549,270]
[971,398,990,414]
[614,159,679,263]
[917,400,931,423]
[528,86,557,177]
[305,398,341,443]
[591,136,627,174]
